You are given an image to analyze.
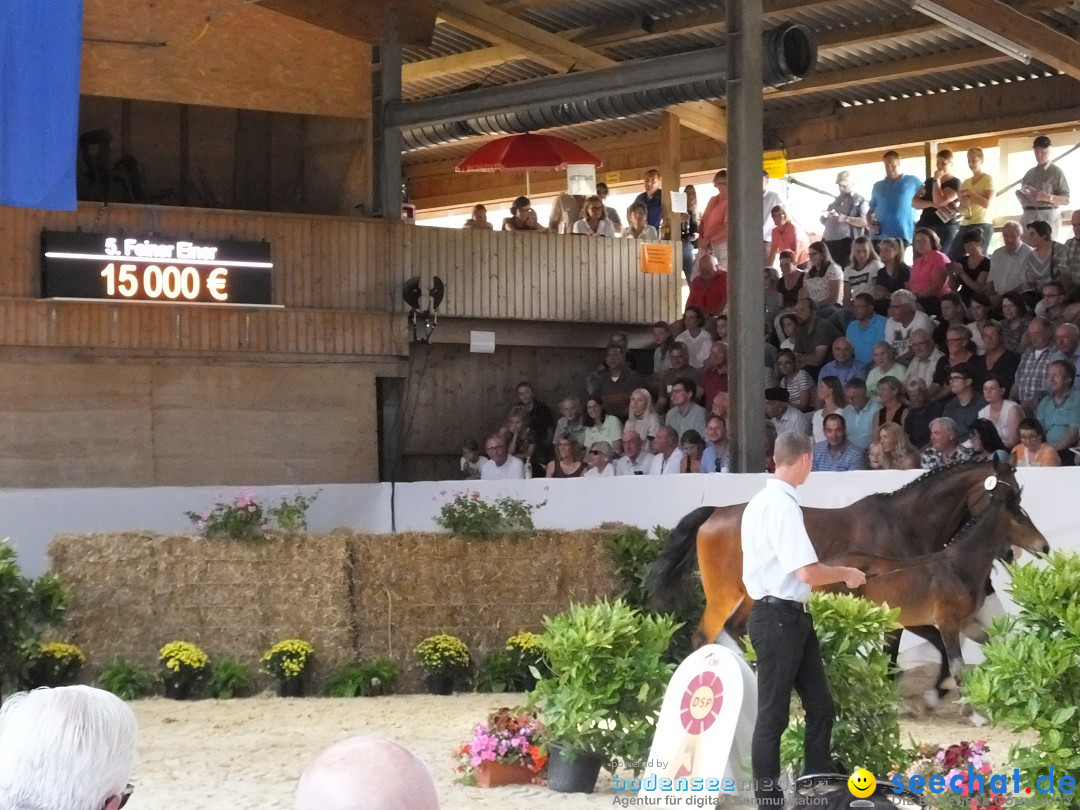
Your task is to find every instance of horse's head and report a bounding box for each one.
[985,459,1050,558]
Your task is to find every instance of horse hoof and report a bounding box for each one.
[923,689,941,710]
[940,676,958,691]
[967,711,988,728]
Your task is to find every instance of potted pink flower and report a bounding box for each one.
[453,708,548,787]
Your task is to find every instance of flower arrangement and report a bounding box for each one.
[185,489,320,541]
[159,641,210,698]
[414,634,471,675]
[434,491,546,538]
[261,639,315,680]
[454,707,548,786]
[906,741,1006,809]
[24,641,85,688]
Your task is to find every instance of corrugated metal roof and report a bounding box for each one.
[403,23,490,61]
[404,60,554,101]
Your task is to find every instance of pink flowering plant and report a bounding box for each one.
[434,491,545,539]
[454,707,548,785]
[186,489,320,541]
[906,740,1006,810]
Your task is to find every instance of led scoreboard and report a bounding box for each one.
[41,231,273,306]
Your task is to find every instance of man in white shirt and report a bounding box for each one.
[741,432,865,809]
[987,221,1034,299]
[884,289,934,363]
[765,387,811,436]
[479,434,525,480]
[904,328,945,398]
[647,426,685,474]
[615,429,654,476]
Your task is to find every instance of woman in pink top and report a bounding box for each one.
[907,227,952,317]
[766,206,810,268]
[698,170,729,261]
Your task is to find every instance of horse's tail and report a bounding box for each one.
[648,505,715,613]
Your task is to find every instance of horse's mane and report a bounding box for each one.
[872,458,993,501]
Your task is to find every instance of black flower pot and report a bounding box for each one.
[276,677,305,697]
[424,672,455,695]
[163,680,194,700]
[547,743,604,793]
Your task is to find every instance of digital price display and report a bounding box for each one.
[41,231,274,306]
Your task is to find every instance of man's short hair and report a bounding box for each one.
[774,431,812,465]
[844,378,868,392]
[779,249,795,259]
[673,376,697,397]
[0,686,137,810]
[1027,220,1053,240]
[822,412,847,429]
[765,387,789,403]
[940,292,963,308]
[295,736,439,810]
[485,433,507,450]
[1033,135,1052,149]
[883,149,901,161]
[890,289,917,307]
[931,417,961,441]
[1049,358,1077,385]
[853,292,875,307]
[949,362,974,380]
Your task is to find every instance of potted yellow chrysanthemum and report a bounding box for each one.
[413,634,471,695]
[261,639,315,697]
[159,641,210,700]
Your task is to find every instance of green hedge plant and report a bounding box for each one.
[209,657,253,699]
[0,541,69,695]
[97,657,155,700]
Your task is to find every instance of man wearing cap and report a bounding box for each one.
[1017,136,1070,241]
[742,430,866,809]
[884,289,934,364]
[765,387,811,436]
[864,150,922,248]
[821,171,868,268]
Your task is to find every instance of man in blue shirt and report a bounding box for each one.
[841,378,877,449]
[1035,359,1080,464]
[820,337,868,386]
[812,413,869,471]
[634,169,663,229]
[845,292,887,366]
[865,150,922,247]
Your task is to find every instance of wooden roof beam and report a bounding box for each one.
[260,0,437,44]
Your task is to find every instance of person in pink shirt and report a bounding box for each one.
[907,226,952,317]
[767,205,810,268]
[698,170,729,267]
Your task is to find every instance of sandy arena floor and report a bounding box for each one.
[123,674,1032,810]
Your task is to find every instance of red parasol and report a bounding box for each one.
[455,133,603,196]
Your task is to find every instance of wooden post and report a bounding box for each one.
[924,140,939,180]
[659,111,682,245]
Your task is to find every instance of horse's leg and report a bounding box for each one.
[884,628,903,678]
[905,626,952,707]
[698,524,748,645]
[938,625,987,727]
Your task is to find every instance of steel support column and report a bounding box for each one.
[374,36,404,219]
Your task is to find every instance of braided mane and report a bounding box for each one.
[874,458,993,500]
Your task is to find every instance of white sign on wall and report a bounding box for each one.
[469,330,495,353]
[567,164,597,195]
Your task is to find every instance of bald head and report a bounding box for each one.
[295,737,439,810]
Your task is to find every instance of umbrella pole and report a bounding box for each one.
[526,170,531,198]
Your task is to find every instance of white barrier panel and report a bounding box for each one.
[0,483,394,577]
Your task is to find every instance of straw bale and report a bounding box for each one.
[49,531,355,683]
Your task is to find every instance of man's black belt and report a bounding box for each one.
[757,595,810,613]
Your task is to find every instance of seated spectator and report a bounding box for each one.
[868,441,885,469]
[546,434,586,478]
[844,294,886,368]
[904,376,944,449]
[615,429,654,476]
[803,241,845,319]
[512,381,555,447]
[967,293,994,354]
[0,685,137,810]
[873,422,921,469]
[687,254,728,318]
[999,292,1033,354]
[776,349,814,411]
[920,417,974,469]
[931,293,969,352]
[596,345,643,421]
[462,203,494,230]
[295,736,439,810]
[502,407,539,475]
[933,325,986,394]
[675,306,713,368]
[767,205,810,267]
[709,390,730,422]
[699,341,729,411]
[1020,220,1066,297]
[792,296,841,380]
[1011,417,1061,467]
[841,378,876,449]
[812,376,846,442]
[820,336,868,386]
[651,321,676,373]
[502,196,545,232]
[980,321,1020,393]
[1050,322,1080,375]
[1035,359,1080,464]
[843,236,884,305]
[1035,280,1068,327]
[909,226,953,306]
[664,378,709,440]
[480,434,525,480]
[884,289,934,363]
[978,375,1023,448]
[875,376,908,431]
[679,430,706,473]
[596,182,623,234]
[647,426,686,474]
[582,397,623,451]
[701,415,731,473]
[1011,317,1053,414]
[865,341,907,404]
[969,418,1007,461]
[904,328,944,397]
[986,220,1032,298]
[584,441,616,477]
[812,412,869,471]
[873,238,912,301]
[625,388,662,447]
[942,362,987,435]
[651,342,699,412]
[554,396,587,450]
[766,386,811,436]
[949,230,990,305]
[550,192,586,234]
[777,312,798,350]
[460,439,488,480]
[572,195,617,237]
[623,202,658,240]
[773,251,805,315]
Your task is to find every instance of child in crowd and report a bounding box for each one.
[459,439,488,479]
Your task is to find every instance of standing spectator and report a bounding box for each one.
[1034,359,1080,464]
[680,184,700,282]
[675,306,714,368]
[865,150,922,248]
[596,182,623,234]
[821,170,868,268]
[615,429,654,476]
[873,238,912,302]
[480,434,525,480]
[957,147,995,253]
[1016,135,1070,241]
[698,170,729,267]
[841,378,876,449]
[767,206,810,268]
[596,345,643,421]
[462,204,494,230]
[874,422,921,469]
[701,415,732,473]
[687,254,728,318]
[908,227,952,314]
[1011,417,1061,466]
[546,435,586,478]
[460,439,488,480]
[1063,209,1080,290]
[1011,317,1053,414]
[812,413,868,471]
[912,149,962,257]
[819,337,867,386]
[647,426,686,474]
[811,376,847,442]
[623,202,658,240]
[986,221,1033,299]
[583,441,616,477]
[554,396,587,450]
[625,388,662,447]
[904,376,944,449]
[634,169,663,229]
[978,374,1023,448]
[582,397,623,450]
[980,322,1020,394]
[843,236,883,305]
[942,362,987,435]
[920,417,974,469]
[549,193,586,234]
[762,170,785,250]
[865,342,908,404]
[571,195,616,237]
[884,289,934,363]
[844,293,887,368]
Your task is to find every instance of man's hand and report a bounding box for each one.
[844,567,867,589]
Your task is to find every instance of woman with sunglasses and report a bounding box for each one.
[583,441,616,477]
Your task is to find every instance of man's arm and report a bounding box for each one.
[796,343,828,369]
[797,562,866,588]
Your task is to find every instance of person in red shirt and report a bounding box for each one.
[687,253,729,319]
[767,205,810,268]
[698,170,729,268]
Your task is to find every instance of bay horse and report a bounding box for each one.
[648,459,1032,694]
[824,473,1048,701]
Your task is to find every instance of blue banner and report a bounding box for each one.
[0,0,84,210]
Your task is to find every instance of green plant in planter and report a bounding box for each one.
[262,639,315,684]
[745,592,914,776]
[208,657,253,699]
[185,490,320,541]
[22,641,85,688]
[159,641,210,698]
[965,552,1080,793]
[323,658,399,697]
[0,541,70,694]
[529,599,679,772]
[97,657,155,700]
